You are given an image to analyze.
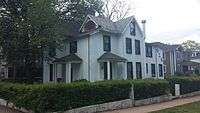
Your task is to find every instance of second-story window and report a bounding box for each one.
[135,40,141,55]
[103,35,111,52]
[70,41,77,53]
[130,21,136,36]
[126,38,132,54]
[146,44,153,57]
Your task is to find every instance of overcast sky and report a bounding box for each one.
[130,0,200,44]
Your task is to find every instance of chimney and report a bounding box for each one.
[141,20,146,39]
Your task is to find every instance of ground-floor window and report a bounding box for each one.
[136,62,142,79]
[127,62,133,79]
[151,64,156,77]
[159,64,163,77]
[49,64,53,81]
[146,63,148,74]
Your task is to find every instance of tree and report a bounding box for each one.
[182,40,200,52]
[0,0,63,80]
[0,0,104,81]
[102,0,132,21]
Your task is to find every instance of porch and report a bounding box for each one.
[98,52,127,80]
[50,54,82,83]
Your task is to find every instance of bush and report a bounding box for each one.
[0,80,170,113]
[166,76,200,95]
[132,80,170,100]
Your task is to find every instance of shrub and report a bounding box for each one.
[132,80,170,100]
[0,80,170,113]
[166,76,200,95]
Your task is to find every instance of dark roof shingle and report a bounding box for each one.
[98,52,127,62]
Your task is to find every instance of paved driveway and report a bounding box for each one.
[0,106,23,113]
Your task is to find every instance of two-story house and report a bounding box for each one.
[43,15,164,83]
[145,43,164,79]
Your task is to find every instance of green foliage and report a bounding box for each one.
[0,80,169,113]
[132,80,170,100]
[0,0,104,80]
[181,40,200,52]
[166,76,200,95]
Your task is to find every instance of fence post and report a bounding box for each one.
[130,84,134,106]
[175,84,180,97]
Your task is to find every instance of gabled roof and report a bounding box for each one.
[88,15,119,33]
[114,16,134,33]
[98,52,127,62]
[80,15,136,34]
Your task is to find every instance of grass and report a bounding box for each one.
[151,101,200,113]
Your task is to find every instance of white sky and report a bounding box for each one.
[129,0,200,44]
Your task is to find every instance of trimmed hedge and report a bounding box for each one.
[0,80,170,113]
[166,76,200,95]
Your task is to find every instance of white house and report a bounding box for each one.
[43,15,164,83]
[145,43,164,79]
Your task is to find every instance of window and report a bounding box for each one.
[159,64,163,77]
[49,64,53,81]
[126,38,132,54]
[136,62,142,79]
[70,41,77,53]
[135,40,141,55]
[48,46,56,57]
[151,64,156,77]
[103,35,111,52]
[146,63,148,74]
[127,62,133,79]
[164,65,167,74]
[145,44,152,57]
[130,21,136,36]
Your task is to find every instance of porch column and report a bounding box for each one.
[124,62,127,80]
[107,61,111,80]
[53,64,56,83]
[66,63,71,83]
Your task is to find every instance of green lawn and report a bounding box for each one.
[151,101,200,113]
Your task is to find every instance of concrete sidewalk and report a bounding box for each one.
[103,95,200,113]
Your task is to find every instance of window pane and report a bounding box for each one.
[159,64,163,77]
[146,44,153,57]
[103,35,111,52]
[136,62,142,79]
[50,64,53,81]
[130,21,136,36]
[70,41,77,53]
[146,63,148,74]
[126,38,132,54]
[151,64,156,77]
[127,62,133,79]
[135,40,141,55]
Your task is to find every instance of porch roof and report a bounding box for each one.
[98,52,127,62]
[53,54,82,63]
